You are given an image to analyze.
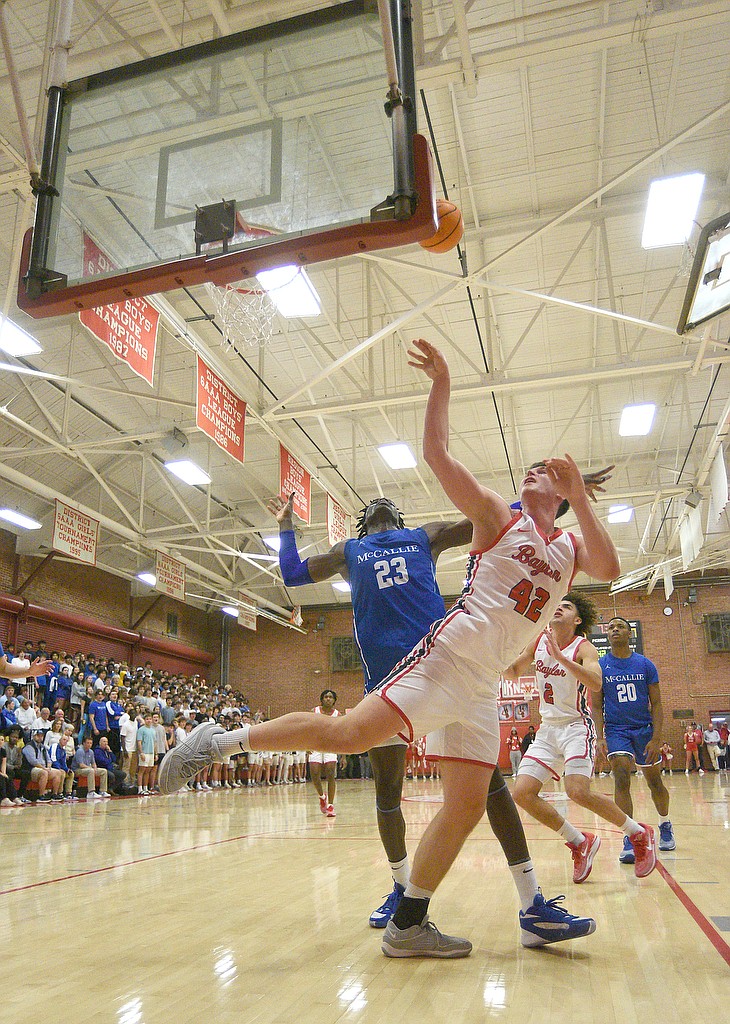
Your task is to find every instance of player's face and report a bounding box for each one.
[519,463,558,507]
[321,692,336,707]
[364,498,400,534]
[607,619,631,645]
[550,599,581,631]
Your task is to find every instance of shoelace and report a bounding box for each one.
[539,894,570,917]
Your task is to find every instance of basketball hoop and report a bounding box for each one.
[205,281,277,349]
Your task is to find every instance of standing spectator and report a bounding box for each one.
[10,652,31,698]
[119,704,139,786]
[659,742,674,775]
[693,723,705,772]
[23,728,65,802]
[520,725,536,757]
[703,723,721,771]
[105,688,124,756]
[683,723,702,774]
[718,722,729,771]
[136,713,157,795]
[71,736,109,800]
[151,711,168,791]
[93,736,126,794]
[506,727,522,776]
[88,693,109,746]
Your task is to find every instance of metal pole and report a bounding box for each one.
[24,0,75,297]
[385,0,418,219]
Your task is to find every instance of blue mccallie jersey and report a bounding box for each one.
[600,651,659,729]
[344,527,446,693]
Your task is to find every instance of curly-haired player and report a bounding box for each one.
[505,593,657,883]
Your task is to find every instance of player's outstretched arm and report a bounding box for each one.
[268,493,347,585]
[503,641,538,682]
[408,339,511,542]
[544,632,603,692]
[544,455,620,582]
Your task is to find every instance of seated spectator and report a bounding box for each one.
[49,733,76,801]
[5,726,27,803]
[16,697,37,739]
[44,718,65,752]
[32,706,53,738]
[0,684,19,711]
[62,724,76,762]
[71,736,110,801]
[0,735,14,806]
[93,736,126,794]
[23,728,65,803]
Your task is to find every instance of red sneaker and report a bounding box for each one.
[630,825,657,878]
[326,803,336,817]
[319,795,327,815]
[567,832,601,883]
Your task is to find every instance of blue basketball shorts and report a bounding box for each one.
[605,722,660,768]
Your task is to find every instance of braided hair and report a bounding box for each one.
[356,498,405,538]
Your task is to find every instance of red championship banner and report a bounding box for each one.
[52,500,99,566]
[327,493,349,546]
[155,551,186,602]
[196,356,246,462]
[79,234,158,386]
[237,595,257,631]
[279,445,311,524]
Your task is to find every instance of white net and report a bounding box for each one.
[205,282,277,349]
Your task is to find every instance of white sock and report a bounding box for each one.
[404,881,434,900]
[558,821,585,846]
[389,856,410,888]
[509,859,539,912]
[214,726,251,758]
[621,815,644,836]
[658,814,671,824]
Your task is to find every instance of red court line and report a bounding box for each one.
[656,860,730,966]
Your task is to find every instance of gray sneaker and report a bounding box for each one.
[381,916,472,959]
[158,723,225,794]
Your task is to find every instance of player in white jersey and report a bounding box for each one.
[309,691,339,817]
[507,594,657,883]
[159,338,622,960]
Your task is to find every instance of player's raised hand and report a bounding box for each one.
[267,492,295,524]
[544,453,586,506]
[407,338,449,381]
[582,464,615,504]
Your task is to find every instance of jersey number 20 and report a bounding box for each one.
[374,557,409,589]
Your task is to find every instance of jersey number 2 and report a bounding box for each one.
[508,578,550,622]
[374,557,409,590]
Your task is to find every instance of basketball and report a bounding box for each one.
[419,199,463,254]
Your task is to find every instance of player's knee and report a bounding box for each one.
[563,775,589,802]
[512,779,530,808]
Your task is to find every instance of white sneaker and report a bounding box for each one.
[699,769,705,775]
[86,792,99,801]
[157,723,226,794]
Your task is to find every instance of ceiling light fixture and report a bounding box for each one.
[619,403,655,436]
[332,580,351,592]
[378,442,417,469]
[608,505,634,524]
[641,172,705,249]
[137,572,156,586]
[256,265,321,317]
[164,459,211,486]
[221,605,239,616]
[0,509,42,530]
[0,317,42,357]
[262,535,281,553]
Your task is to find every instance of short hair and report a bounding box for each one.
[356,498,404,538]
[320,689,337,704]
[563,592,598,636]
[607,615,632,630]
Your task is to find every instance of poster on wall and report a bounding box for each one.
[79,234,158,386]
[327,494,349,546]
[52,500,99,566]
[279,445,311,524]
[196,356,246,462]
[514,701,530,721]
[155,551,186,602]
[498,702,514,722]
[591,620,643,657]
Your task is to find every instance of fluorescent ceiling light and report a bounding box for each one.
[0,318,42,357]
[262,535,281,553]
[240,552,279,562]
[332,580,351,592]
[164,459,211,486]
[137,572,156,586]
[221,605,239,616]
[619,403,655,436]
[608,505,634,524]
[642,173,705,249]
[378,442,417,470]
[256,265,321,317]
[0,509,41,530]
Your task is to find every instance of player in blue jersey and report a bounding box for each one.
[593,616,676,860]
[265,488,600,949]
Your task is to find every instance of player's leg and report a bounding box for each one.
[323,759,337,814]
[308,759,326,812]
[368,742,409,928]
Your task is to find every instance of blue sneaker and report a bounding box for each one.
[618,835,635,864]
[658,821,676,851]
[369,882,405,928]
[519,891,597,947]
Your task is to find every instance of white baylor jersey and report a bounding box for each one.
[534,632,591,725]
[434,512,578,677]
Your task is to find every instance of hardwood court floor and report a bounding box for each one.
[2,772,728,1022]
